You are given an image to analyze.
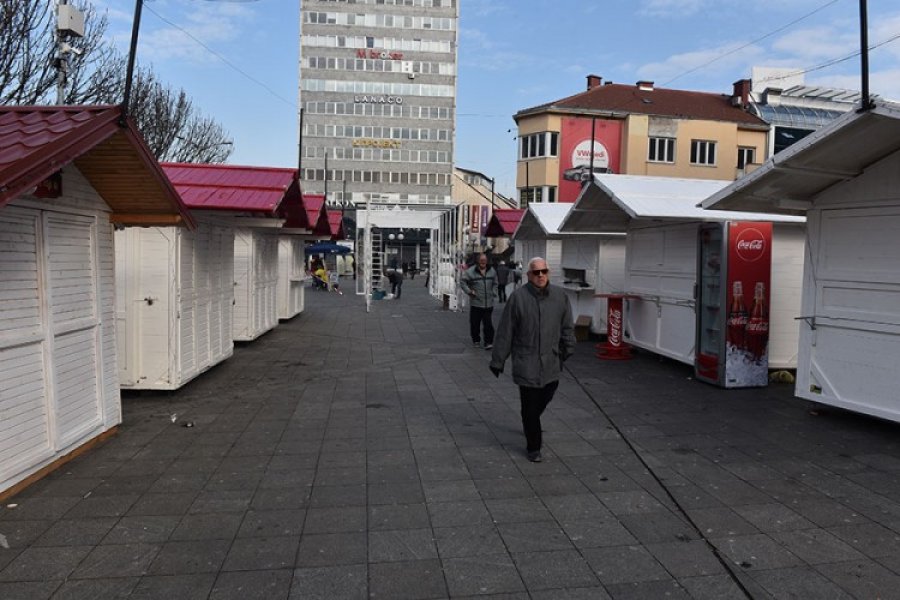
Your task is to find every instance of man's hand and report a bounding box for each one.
[489,366,502,378]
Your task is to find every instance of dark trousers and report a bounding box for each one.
[497,283,508,302]
[469,306,494,344]
[519,381,559,452]
[391,280,402,298]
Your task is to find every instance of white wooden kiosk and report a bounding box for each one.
[703,100,900,422]
[0,106,194,497]
[513,203,626,334]
[559,174,805,368]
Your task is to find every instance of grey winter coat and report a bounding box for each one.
[460,265,498,308]
[490,282,576,388]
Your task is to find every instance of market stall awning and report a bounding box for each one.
[162,163,302,225]
[703,101,900,215]
[302,193,331,237]
[327,209,346,240]
[559,174,804,234]
[515,202,627,241]
[485,208,525,237]
[0,105,194,227]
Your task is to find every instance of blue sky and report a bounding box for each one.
[94,0,900,197]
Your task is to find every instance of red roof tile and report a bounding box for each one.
[302,194,331,236]
[0,105,194,227]
[517,83,767,128]
[162,162,299,214]
[486,209,525,237]
[327,209,346,240]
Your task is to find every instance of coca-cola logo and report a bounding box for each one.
[608,308,622,346]
[735,228,766,263]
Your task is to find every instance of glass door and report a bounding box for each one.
[696,223,724,383]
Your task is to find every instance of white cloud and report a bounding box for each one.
[771,24,858,62]
[812,68,900,103]
[637,42,767,86]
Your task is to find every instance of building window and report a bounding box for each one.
[519,132,560,159]
[518,186,556,206]
[690,140,716,166]
[648,137,675,163]
[737,146,756,169]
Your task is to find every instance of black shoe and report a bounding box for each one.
[484,343,493,350]
[526,451,542,463]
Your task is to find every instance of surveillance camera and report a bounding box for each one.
[62,43,83,56]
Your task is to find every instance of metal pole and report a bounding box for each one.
[56,0,68,104]
[589,116,597,179]
[297,107,304,174]
[121,0,144,124]
[859,0,873,111]
[490,177,495,216]
[324,151,329,204]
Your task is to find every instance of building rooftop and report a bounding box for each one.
[516,78,768,129]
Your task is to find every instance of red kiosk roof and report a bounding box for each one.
[326,209,346,240]
[302,193,331,236]
[485,209,526,237]
[0,105,194,227]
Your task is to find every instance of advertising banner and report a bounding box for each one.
[724,221,772,387]
[558,117,622,202]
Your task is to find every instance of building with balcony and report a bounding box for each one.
[513,75,770,204]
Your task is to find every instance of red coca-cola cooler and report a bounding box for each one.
[695,222,771,388]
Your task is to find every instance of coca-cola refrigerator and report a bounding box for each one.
[695,222,772,388]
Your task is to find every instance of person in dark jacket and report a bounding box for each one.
[460,253,498,349]
[496,261,511,302]
[489,257,575,462]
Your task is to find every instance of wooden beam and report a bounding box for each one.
[109,213,184,226]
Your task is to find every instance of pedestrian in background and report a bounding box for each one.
[490,257,575,462]
[512,261,523,288]
[496,260,510,303]
[460,253,498,349]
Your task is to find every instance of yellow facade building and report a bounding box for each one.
[514,76,769,204]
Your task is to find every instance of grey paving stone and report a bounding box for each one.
[818,559,900,598]
[304,506,366,534]
[512,549,599,591]
[289,564,367,600]
[148,539,230,575]
[368,503,431,531]
[732,503,817,532]
[596,490,666,516]
[222,536,299,571]
[772,528,865,564]
[295,532,367,567]
[530,588,611,600]
[685,506,760,537]
[561,519,640,550]
[645,540,725,578]
[127,492,198,516]
[527,474,590,497]
[827,522,900,558]
[442,554,525,597]
[237,509,305,538]
[427,500,492,528]
[604,579,691,599]
[129,574,216,600]
[473,477,535,500]
[102,515,180,544]
[422,480,481,503]
[367,463,421,484]
[751,566,853,599]
[0,581,61,600]
[435,524,506,558]
[582,545,669,585]
[0,545,91,581]
[498,521,573,553]
[368,528,438,563]
[167,513,242,542]
[367,482,425,505]
[484,497,552,524]
[32,517,118,546]
[0,520,52,548]
[209,569,293,600]
[711,534,803,571]
[368,559,447,600]
[309,484,367,508]
[69,543,159,579]
[677,574,749,600]
[0,497,81,521]
[542,493,612,524]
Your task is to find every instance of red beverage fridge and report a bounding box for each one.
[695,222,772,388]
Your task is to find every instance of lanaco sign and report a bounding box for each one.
[352,138,401,149]
[354,95,403,104]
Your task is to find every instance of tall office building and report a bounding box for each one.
[299,0,459,207]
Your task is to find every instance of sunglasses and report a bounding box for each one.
[529,268,549,275]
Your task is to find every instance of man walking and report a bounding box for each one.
[496,261,510,303]
[490,257,575,462]
[460,253,498,349]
